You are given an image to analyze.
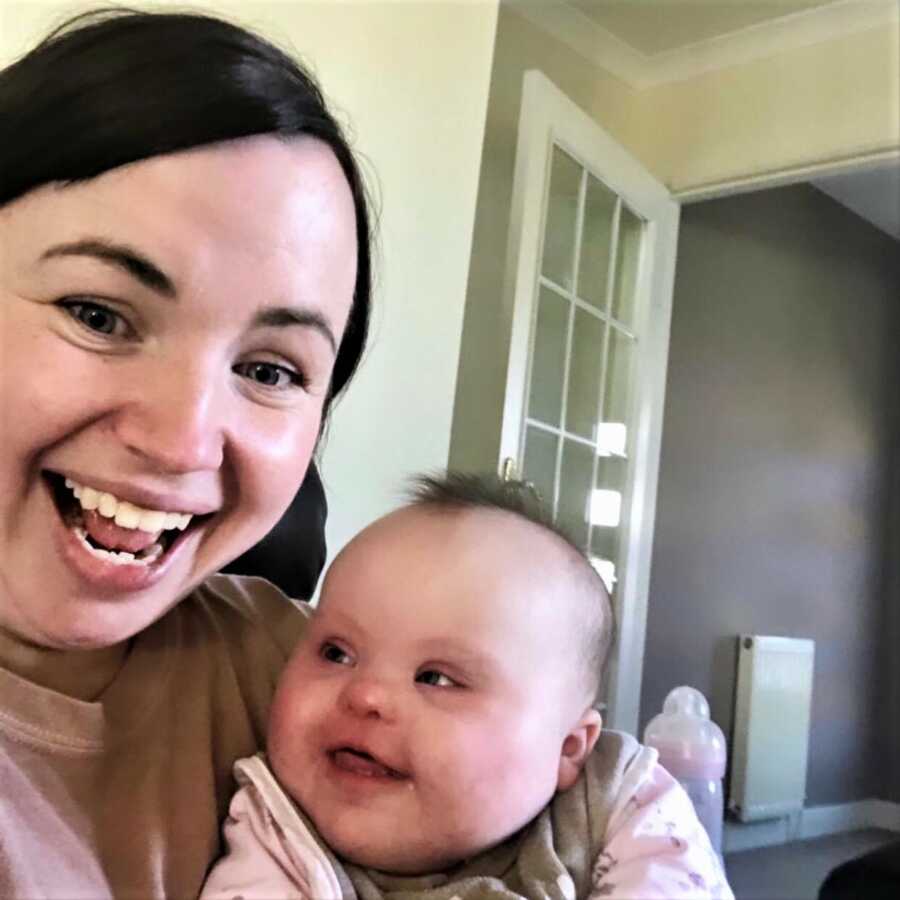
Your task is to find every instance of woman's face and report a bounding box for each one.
[0,135,357,650]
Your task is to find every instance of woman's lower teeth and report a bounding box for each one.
[71,525,164,567]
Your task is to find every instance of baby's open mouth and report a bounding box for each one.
[46,472,206,567]
[330,747,407,780]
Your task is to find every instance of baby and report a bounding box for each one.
[202,473,733,899]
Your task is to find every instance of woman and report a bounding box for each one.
[0,8,371,897]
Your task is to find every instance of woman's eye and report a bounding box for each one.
[416,669,457,688]
[234,361,306,391]
[59,300,131,338]
[320,642,353,666]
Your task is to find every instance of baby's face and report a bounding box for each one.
[268,506,594,874]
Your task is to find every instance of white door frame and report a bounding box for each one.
[499,70,679,735]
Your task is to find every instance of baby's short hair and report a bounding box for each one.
[407,471,616,706]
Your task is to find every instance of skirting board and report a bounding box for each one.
[724,800,900,854]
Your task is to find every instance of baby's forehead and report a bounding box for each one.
[330,504,585,617]
[319,506,596,677]
[362,503,566,555]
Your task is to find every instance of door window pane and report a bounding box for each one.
[565,308,604,440]
[594,653,613,711]
[557,439,594,548]
[578,175,616,310]
[590,454,628,564]
[541,146,582,291]
[522,426,558,511]
[611,206,642,328]
[527,286,569,427]
[603,326,635,429]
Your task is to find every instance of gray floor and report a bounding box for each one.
[724,829,896,900]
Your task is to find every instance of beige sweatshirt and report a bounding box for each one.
[0,574,309,900]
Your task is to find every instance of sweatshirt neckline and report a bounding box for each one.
[0,604,178,752]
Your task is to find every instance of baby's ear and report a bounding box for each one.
[557,708,602,791]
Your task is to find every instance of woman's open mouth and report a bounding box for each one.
[44,471,210,578]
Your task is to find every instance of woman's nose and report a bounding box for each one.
[112,361,226,474]
[339,675,397,722]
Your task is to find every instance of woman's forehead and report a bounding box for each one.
[1,136,357,325]
[15,137,350,248]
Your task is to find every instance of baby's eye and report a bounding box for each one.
[320,642,353,666]
[415,669,458,688]
[233,361,307,391]
[58,299,133,339]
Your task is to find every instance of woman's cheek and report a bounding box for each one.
[2,329,110,467]
[239,405,321,499]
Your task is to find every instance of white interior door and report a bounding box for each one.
[499,70,679,735]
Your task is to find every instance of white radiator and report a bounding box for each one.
[729,635,815,823]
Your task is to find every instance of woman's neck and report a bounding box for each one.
[0,626,129,701]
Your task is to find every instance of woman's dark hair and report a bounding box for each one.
[0,7,371,406]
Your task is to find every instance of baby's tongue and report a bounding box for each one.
[82,509,162,553]
[334,750,394,778]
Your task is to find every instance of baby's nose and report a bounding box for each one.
[340,675,397,721]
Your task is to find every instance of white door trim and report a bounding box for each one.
[674,147,900,205]
[499,70,680,735]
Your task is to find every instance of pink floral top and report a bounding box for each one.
[590,752,733,899]
[204,752,734,900]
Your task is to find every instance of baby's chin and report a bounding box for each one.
[321,825,467,876]
[322,817,524,877]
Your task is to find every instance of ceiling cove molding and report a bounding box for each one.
[505,0,650,86]
[505,0,900,90]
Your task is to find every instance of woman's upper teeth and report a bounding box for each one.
[64,478,192,533]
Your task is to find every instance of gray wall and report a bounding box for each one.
[640,184,900,805]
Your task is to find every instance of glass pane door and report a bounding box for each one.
[498,71,679,733]
[521,144,646,703]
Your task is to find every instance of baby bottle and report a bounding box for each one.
[644,686,727,854]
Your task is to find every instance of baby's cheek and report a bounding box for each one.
[267,666,309,760]
[266,707,315,809]
[265,707,292,778]
[442,728,550,835]
[447,724,507,780]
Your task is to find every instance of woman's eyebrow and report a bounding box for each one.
[40,238,338,354]
[40,238,176,298]
[253,307,337,354]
